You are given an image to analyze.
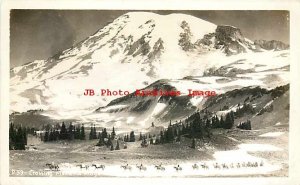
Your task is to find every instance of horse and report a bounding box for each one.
[222,163,229,169]
[76,164,89,170]
[136,164,147,171]
[120,164,132,170]
[192,163,199,170]
[247,162,252,167]
[242,162,246,167]
[46,163,59,171]
[213,163,221,169]
[200,163,209,170]
[92,164,105,170]
[260,161,264,167]
[46,163,52,168]
[174,165,182,171]
[154,164,165,171]
[53,164,59,171]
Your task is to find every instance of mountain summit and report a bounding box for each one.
[10,12,289,119]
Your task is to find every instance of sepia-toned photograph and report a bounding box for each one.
[2,5,297,181]
[8,9,290,178]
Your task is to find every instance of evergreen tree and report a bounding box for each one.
[9,123,27,150]
[123,135,127,142]
[75,126,81,139]
[182,124,186,135]
[247,120,252,130]
[115,140,120,150]
[106,135,112,147]
[191,138,196,149]
[96,132,105,146]
[123,134,127,142]
[89,125,94,140]
[176,135,181,142]
[129,131,135,142]
[110,143,114,151]
[55,130,60,140]
[44,130,49,142]
[150,137,153,145]
[17,126,26,150]
[23,128,27,145]
[220,115,225,128]
[68,122,74,140]
[49,129,54,141]
[194,113,201,132]
[190,121,196,138]
[80,125,85,140]
[111,127,116,140]
[139,132,143,141]
[93,125,97,139]
[60,122,67,140]
[205,118,211,128]
[160,130,164,144]
[205,119,212,139]
[224,113,230,129]
[102,128,108,139]
[224,112,234,129]
[211,116,216,128]
[166,125,174,142]
[215,115,220,128]
[163,130,168,142]
[9,122,16,149]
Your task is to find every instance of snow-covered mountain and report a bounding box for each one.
[84,54,289,129]
[10,12,289,126]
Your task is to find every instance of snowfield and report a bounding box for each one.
[10,12,289,123]
[259,132,284,137]
[54,159,280,177]
[18,143,281,178]
[25,141,283,177]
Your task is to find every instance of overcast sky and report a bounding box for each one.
[10,10,289,68]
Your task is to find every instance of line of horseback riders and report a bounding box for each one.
[46,160,264,171]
